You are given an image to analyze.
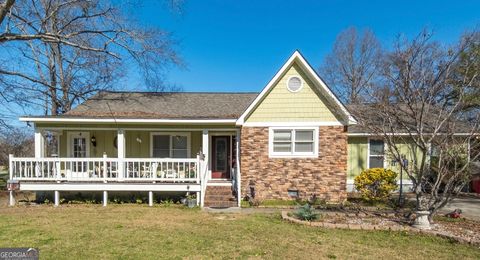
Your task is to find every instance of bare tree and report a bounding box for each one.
[357,30,480,228]
[449,31,480,115]
[0,0,182,118]
[0,127,34,167]
[320,27,382,104]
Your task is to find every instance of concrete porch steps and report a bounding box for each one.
[204,185,237,208]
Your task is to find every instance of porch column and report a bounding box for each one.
[54,191,60,207]
[103,191,108,207]
[202,129,209,179]
[34,127,44,158]
[148,191,153,207]
[9,191,15,206]
[117,129,125,180]
[236,129,241,207]
[8,154,15,206]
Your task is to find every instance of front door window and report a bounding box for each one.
[211,136,232,179]
[69,132,90,174]
[73,137,87,158]
[215,137,227,172]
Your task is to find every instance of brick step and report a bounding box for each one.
[205,195,236,201]
[204,185,237,208]
[205,188,234,195]
[205,187,233,190]
[206,186,233,191]
[205,191,234,196]
[204,201,238,208]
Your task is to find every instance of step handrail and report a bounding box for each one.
[200,158,209,207]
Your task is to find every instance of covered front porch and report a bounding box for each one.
[8,122,241,207]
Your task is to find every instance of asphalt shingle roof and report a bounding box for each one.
[64,92,259,119]
[346,103,473,134]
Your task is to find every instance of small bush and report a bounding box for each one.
[294,204,319,221]
[159,198,175,207]
[354,168,398,201]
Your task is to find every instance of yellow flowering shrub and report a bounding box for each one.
[354,168,398,201]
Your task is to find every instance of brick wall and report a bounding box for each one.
[240,126,347,203]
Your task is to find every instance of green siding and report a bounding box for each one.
[59,130,204,158]
[385,139,426,179]
[347,137,368,179]
[348,137,427,181]
[60,130,117,157]
[245,63,343,123]
[125,131,149,158]
[191,131,202,157]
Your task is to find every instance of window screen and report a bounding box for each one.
[153,135,170,158]
[271,128,316,156]
[369,139,385,168]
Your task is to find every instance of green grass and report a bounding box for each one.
[0,205,478,259]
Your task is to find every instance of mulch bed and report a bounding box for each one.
[431,217,480,245]
[282,210,480,247]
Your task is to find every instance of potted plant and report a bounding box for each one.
[186,193,197,208]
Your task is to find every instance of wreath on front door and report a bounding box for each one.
[113,136,118,149]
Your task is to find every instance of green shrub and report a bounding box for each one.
[294,204,319,221]
[354,168,398,201]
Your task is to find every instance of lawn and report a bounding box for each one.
[0,204,479,259]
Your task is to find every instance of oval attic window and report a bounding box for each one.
[287,76,303,92]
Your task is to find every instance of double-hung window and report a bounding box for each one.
[269,127,318,157]
[151,133,190,158]
[368,139,385,168]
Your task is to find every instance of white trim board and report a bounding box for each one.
[37,127,239,132]
[19,183,201,192]
[242,121,343,127]
[21,117,237,124]
[236,50,357,126]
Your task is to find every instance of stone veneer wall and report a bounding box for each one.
[240,126,347,202]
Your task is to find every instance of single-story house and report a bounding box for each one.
[7,51,449,207]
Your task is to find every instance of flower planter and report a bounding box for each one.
[187,199,197,208]
[412,210,431,230]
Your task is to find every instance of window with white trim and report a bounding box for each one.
[368,139,385,168]
[152,133,190,158]
[269,128,317,157]
[287,76,303,92]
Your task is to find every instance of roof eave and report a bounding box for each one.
[19,116,238,125]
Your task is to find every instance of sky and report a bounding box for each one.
[3,0,480,127]
[133,0,480,93]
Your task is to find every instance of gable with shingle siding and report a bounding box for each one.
[244,62,343,123]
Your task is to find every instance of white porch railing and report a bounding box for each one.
[124,158,200,182]
[9,155,201,183]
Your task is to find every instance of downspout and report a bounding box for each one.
[236,128,241,207]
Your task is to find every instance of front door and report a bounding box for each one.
[211,136,231,179]
[69,132,90,173]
